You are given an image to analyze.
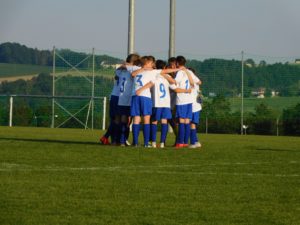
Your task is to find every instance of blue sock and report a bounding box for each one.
[132,124,140,145]
[125,126,130,140]
[120,123,127,144]
[178,123,185,144]
[161,123,168,143]
[190,129,196,145]
[184,124,190,144]
[151,124,157,142]
[143,124,150,146]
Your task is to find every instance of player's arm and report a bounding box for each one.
[183,68,194,87]
[161,74,176,84]
[135,81,154,96]
[173,87,192,93]
[131,68,144,77]
[160,68,179,75]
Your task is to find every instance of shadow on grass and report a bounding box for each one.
[0,137,101,146]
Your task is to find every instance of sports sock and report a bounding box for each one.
[178,123,185,144]
[120,122,127,144]
[184,124,190,144]
[143,124,150,146]
[151,124,157,143]
[132,124,140,145]
[190,128,197,145]
[161,123,168,143]
[104,122,113,138]
[125,126,130,140]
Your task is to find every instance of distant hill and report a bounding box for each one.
[0,42,122,68]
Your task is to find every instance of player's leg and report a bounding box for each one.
[131,96,141,146]
[143,115,151,147]
[160,118,168,148]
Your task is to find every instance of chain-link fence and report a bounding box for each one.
[0,48,300,135]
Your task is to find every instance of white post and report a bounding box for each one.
[241,51,244,135]
[9,96,13,127]
[92,48,95,130]
[128,0,135,54]
[51,46,56,128]
[169,0,176,58]
[102,97,107,130]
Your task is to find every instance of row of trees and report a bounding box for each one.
[0,73,299,135]
[199,95,300,136]
[1,42,300,97]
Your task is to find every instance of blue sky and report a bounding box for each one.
[1,0,300,59]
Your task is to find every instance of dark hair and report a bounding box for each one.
[176,55,186,66]
[126,53,140,64]
[155,60,167,69]
[168,57,176,64]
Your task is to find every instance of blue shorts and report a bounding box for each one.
[176,104,192,119]
[131,96,152,116]
[191,111,201,124]
[119,105,131,116]
[109,95,119,118]
[151,107,172,121]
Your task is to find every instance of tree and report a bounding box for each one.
[282,103,300,136]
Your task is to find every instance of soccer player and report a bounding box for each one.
[118,54,141,146]
[188,68,202,148]
[174,56,195,148]
[99,68,121,145]
[150,60,177,148]
[130,56,157,147]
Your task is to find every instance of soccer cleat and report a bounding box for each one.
[183,144,189,147]
[152,142,157,148]
[160,143,165,148]
[195,142,202,148]
[125,140,131,146]
[188,144,197,149]
[144,144,152,148]
[100,136,110,145]
[175,143,185,148]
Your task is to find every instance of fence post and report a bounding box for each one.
[241,51,244,135]
[102,97,107,130]
[9,96,13,127]
[205,115,208,134]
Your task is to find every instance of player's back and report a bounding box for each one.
[132,70,156,98]
[175,70,193,105]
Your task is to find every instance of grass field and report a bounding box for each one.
[0,63,114,79]
[0,127,299,225]
[229,97,300,113]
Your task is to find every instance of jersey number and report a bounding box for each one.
[136,75,143,86]
[185,80,189,90]
[159,83,166,98]
[120,77,126,93]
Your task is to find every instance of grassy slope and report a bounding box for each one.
[0,127,299,225]
[0,63,114,78]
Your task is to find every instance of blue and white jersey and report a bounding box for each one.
[118,70,133,106]
[192,75,202,112]
[110,69,122,97]
[152,73,176,108]
[175,69,194,105]
[126,65,141,73]
[132,69,157,98]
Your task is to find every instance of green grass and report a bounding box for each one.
[0,63,52,77]
[0,63,114,78]
[229,97,300,113]
[0,127,299,225]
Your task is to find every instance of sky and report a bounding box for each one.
[1,0,300,59]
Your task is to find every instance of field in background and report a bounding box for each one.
[0,127,299,225]
[229,96,300,113]
[0,63,115,82]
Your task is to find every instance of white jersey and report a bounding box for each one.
[192,80,202,112]
[110,70,121,97]
[132,69,157,98]
[152,73,176,108]
[118,70,133,106]
[126,65,141,73]
[175,69,194,105]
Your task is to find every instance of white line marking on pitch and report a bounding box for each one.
[0,162,299,178]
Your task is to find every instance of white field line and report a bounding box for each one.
[0,161,299,177]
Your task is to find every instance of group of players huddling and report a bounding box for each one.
[100,54,202,148]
